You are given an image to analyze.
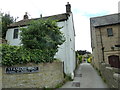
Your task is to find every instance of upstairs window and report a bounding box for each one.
[13,29,19,39]
[107,28,113,37]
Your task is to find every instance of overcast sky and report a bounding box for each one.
[0,0,119,52]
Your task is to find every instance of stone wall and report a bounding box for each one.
[2,62,64,88]
[100,63,120,89]
[0,66,2,90]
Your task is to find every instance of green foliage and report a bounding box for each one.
[54,74,74,88]
[20,19,65,50]
[0,44,2,64]
[1,44,60,66]
[76,50,91,55]
[1,13,14,38]
[65,75,73,81]
[78,55,82,63]
[95,66,106,83]
[1,44,29,66]
[1,44,19,66]
[1,19,65,66]
[87,57,92,63]
[20,19,65,63]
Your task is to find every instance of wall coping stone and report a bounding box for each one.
[106,66,113,70]
[101,63,106,65]
[113,73,120,80]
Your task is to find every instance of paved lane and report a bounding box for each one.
[61,63,108,88]
[78,63,108,88]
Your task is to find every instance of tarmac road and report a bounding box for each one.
[61,62,108,88]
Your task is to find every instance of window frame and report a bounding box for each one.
[13,29,19,39]
[107,28,113,37]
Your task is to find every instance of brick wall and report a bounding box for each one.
[2,62,64,88]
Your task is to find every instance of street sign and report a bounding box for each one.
[5,66,39,74]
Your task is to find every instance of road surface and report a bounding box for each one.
[61,63,108,88]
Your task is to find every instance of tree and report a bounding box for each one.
[20,19,65,62]
[1,13,14,39]
[76,50,91,55]
[0,14,2,38]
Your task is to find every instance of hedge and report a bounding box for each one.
[1,44,57,66]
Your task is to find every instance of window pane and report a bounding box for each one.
[107,28,113,37]
[13,29,18,39]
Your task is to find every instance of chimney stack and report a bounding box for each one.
[40,14,42,18]
[66,2,71,13]
[23,12,29,20]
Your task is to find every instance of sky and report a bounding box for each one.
[0,0,120,52]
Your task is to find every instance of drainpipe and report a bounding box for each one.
[99,28,105,62]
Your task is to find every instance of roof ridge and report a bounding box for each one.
[17,13,69,22]
[90,13,120,19]
[8,13,69,28]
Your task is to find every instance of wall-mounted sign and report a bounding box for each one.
[5,66,39,74]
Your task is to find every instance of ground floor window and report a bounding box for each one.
[13,29,19,39]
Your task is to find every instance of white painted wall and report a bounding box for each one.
[6,27,21,46]
[54,13,76,76]
[6,14,76,77]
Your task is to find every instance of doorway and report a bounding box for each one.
[108,55,120,68]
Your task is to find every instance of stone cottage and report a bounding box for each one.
[6,2,76,78]
[90,13,120,69]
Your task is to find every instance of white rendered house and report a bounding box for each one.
[6,2,76,77]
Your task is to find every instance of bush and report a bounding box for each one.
[78,55,82,63]
[1,44,59,66]
[87,57,92,63]
[1,44,21,66]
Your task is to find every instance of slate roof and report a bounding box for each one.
[8,13,70,28]
[90,13,120,27]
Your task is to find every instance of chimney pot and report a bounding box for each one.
[40,14,42,18]
[23,12,29,20]
[66,2,71,13]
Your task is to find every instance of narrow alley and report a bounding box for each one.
[61,62,108,88]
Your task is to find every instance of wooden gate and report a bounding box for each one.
[108,55,120,68]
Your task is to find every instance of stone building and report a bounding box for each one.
[90,13,120,69]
